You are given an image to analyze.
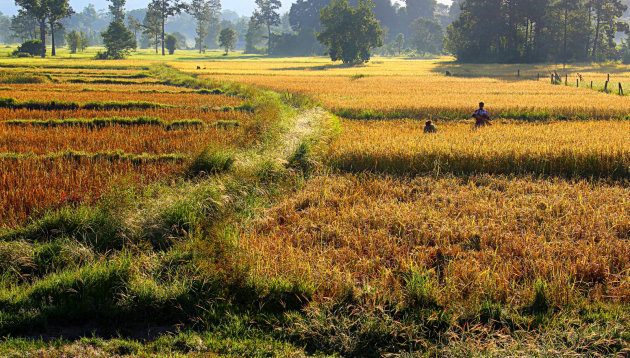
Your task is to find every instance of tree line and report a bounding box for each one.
[446,0,630,63]
[5,0,630,62]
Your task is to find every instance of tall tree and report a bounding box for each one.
[410,17,443,55]
[589,0,626,59]
[14,0,49,57]
[127,15,142,47]
[142,7,162,53]
[108,0,126,23]
[252,0,281,52]
[218,27,237,55]
[10,11,38,43]
[148,0,187,55]
[101,20,136,58]
[318,0,383,64]
[47,0,73,56]
[187,0,221,53]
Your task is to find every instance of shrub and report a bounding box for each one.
[13,40,42,57]
[166,34,178,55]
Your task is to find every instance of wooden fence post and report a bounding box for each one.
[619,83,623,95]
[565,74,568,85]
[591,81,593,89]
[604,81,608,92]
[517,69,520,77]
[577,79,579,87]
[608,73,610,82]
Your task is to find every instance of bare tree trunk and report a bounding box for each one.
[39,19,46,58]
[592,13,600,59]
[563,5,568,64]
[155,33,159,53]
[50,20,56,56]
[267,23,271,54]
[161,16,165,55]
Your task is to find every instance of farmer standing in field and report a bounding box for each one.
[473,102,491,127]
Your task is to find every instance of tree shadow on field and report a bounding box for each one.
[269,62,367,71]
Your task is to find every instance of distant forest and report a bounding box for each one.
[2,0,630,62]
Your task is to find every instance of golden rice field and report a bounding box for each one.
[327,119,630,178]
[174,58,630,119]
[0,64,249,229]
[242,173,630,307]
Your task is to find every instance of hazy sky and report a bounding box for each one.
[1,0,452,18]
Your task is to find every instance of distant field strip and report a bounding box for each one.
[176,59,630,120]
[328,120,630,178]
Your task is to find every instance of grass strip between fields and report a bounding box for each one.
[0,150,188,163]
[4,117,206,130]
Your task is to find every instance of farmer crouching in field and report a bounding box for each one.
[424,120,437,133]
[473,102,491,127]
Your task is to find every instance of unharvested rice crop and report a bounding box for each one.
[327,119,630,178]
[0,64,253,229]
[242,174,630,308]
[0,158,181,228]
[176,59,630,119]
[0,124,246,155]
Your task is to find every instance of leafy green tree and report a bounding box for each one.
[393,33,405,55]
[187,0,221,53]
[410,17,443,55]
[47,0,73,56]
[66,29,80,53]
[9,12,38,43]
[79,30,90,51]
[126,15,142,48]
[148,0,187,55]
[14,0,49,57]
[108,0,126,22]
[245,17,264,53]
[165,33,177,54]
[218,27,237,55]
[101,20,136,58]
[317,0,383,64]
[142,8,162,53]
[251,0,281,52]
[0,12,11,44]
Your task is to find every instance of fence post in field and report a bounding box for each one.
[604,81,608,92]
[537,73,540,81]
[577,79,579,87]
[518,69,520,77]
[619,83,623,95]
[551,74,554,84]
[591,81,593,88]
[565,74,568,85]
[608,73,610,82]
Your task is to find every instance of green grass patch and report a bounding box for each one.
[0,97,174,111]
[5,117,205,130]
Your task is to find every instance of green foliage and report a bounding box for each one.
[13,39,41,57]
[252,0,282,51]
[165,33,178,54]
[318,0,383,64]
[187,145,235,178]
[218,28,238,55]
[445,0,627,63]
[402,269,439,309]
[100,21,136,59]
[410,17,443,55]
[65,29,81,53]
